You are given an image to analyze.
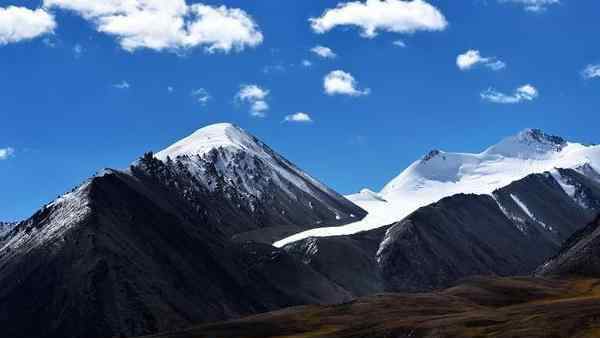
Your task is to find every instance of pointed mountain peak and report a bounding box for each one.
[516,128,567,146]
[155,122,262,161]
[422,149,444,162]
[484,128,568,159]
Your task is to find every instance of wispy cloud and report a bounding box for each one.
[457,50,506,71]
[284,112,313,123]
[311,45,337,59]
[310,0,447,38]
[0,147,14,160]
[112,81,131,89]
[582,64,600,80]
[301,59,313,67]
[236,84,270,117]
[324,70,370,96]
[481,84,538,104]
[392,40,406,48]
[191,88,211,105]
[499,0,559,12]
[73,43,83,58]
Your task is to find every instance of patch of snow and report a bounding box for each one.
[510,194,551,231]
[550,169,589,209]
[550,170,576,198]
[492,193,527,233]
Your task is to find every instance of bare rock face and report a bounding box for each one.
[0,167,352,338]
[537,216,600,277]
[377,168,600,292]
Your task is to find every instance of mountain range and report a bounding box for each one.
[2,124,600,338]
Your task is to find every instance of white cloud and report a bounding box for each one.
[284,112,313,123]
[582,64,600,80]
[499,0,559,12]
[481,84,539,104]
[0,6,56,45]
[310,0,447,38]
[311,45,336,59]
[191,88,211,105]
[113,81,130,89]
[43,0,263,53]
[236,84,270,117]
[0,147,14,160]
[324,70,370,96]
[301,59,313,67]
[457,50,506,71]
[393,39,406,47]
[167,86,174,92]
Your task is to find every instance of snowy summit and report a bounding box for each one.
[275,129,600,247]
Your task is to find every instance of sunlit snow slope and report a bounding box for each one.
[275,129,600,247]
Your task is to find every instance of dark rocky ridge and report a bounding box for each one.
[537,215,600,277]
[377,168,600,291]
[0,157,354,338]
[286,168,600,293]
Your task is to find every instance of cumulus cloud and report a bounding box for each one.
[301,59,313,67]
[481,84,539,104]
[0,147,14,160]
[236,84,270,117]
[310,0,447,38]
[43,0,263,53]
[582,64,600,80]
[324,70,370,96]
[499,0,559,12]
[457,50,506,71]
[191,88,211,105]
[0,6,56,45]
[284,112,313,123]
[311,45,336,59]
[113,81,130,89]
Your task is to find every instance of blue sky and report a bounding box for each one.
[1,0,599,221]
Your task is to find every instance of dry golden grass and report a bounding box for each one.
[145,276,600,338]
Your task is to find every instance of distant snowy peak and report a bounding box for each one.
[483,128,568,159]
[381,129,594,197]
[276,129,600,247]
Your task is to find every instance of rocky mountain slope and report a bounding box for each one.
[537,215,600,277]
[0,221,16,237]
[0,123,367,338]
[153,123,365,243]
[283,167,600,292]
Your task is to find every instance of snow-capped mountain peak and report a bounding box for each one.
[483,128,567,159]
[275,129,600,247]
[150,123,366,235]
[155,123,264,161]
